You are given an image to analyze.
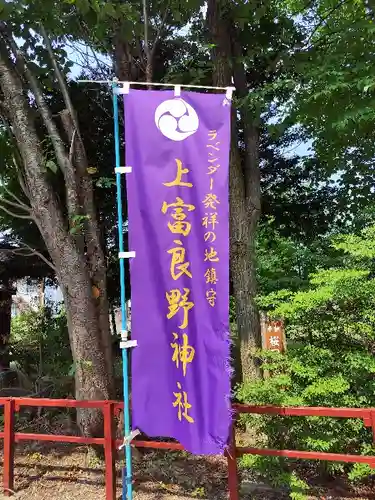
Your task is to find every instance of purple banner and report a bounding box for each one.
[125,89,231,455]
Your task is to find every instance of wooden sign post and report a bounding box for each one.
[260,314,286,378]
[264,321,286,353]
[261,314,286,353]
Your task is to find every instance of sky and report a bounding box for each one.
[284,139,312,158]
[66,42,111,80]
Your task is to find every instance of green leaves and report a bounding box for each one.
[240,223,375,490]
[69,214,90,234]
[278,0,375,175]
[73,0,90,15]
[348,457,374,483]
[96,176,115,188]
[333,226,375,259]
[303,375,350,398]
[45,159,58,174]
[11,307,71,379]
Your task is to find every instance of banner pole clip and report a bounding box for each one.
[119,251,136,259]
[225,86,235,101]
[118,429,140,450]
[174,85,181,97]
[114,82,130,95]
[120,339,138,349]
[115,166,132,174]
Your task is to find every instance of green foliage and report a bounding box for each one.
[69,214,90,234]
[239,225,375,494]
[275,0,375,214]
[240,454,310,499]
[333,226,375,260]
[260,148,345,239]
[10,307,72,386]
[256,219,340,295]
[348,451,374,483]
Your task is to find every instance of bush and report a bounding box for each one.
[9,307,72,394]
[237,225,375,497]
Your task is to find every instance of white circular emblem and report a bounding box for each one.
[154,98,199,141]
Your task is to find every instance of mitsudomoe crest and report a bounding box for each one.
[154,98,199,141]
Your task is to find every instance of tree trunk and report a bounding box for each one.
[145,59,153,84]
[207,0,262,382]
[113,33,134,81]
[0,40,113,436]
[59,109,113,386]
[110,305,117,336]
[39,278,45,308]
[61,276,111,435]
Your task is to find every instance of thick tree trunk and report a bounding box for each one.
[113,33,134,81]
[0,41,113,435]
[61,276,111,435]
[207,0,262,381]
[231,30,262,381]
[59,110,113,386]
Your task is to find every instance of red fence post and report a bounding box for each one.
[226,423,239,500]
[103,401,116,500]
[3,398,15,497]
[370,410,375,445]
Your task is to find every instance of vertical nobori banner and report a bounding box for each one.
[125,89,231,454]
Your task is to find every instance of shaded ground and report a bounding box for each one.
[0,416,374,499]
[0,444,228,500]
[1,443,375,500]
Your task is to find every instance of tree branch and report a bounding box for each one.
[0,30,74,276]
[150,0,171,59]
[142,0,153,83]
[0,116,26,189]
[306,0,350,44]
[69,128,77,163]
[90,44,112,77]
[0,23,71,174]
[0,203,33,220]
[0,196,31,212]
[10,243,56,273]
[77,19,113,70]
[142,0,150,61]
[16,163,30,198]
[3,186,31,211]
[41,25,93,234]
[1,23,82,220]
[0,26,25,82]
[40,25,80,135]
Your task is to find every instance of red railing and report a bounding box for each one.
[1,398,375,500]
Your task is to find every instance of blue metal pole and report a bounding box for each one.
[112,84,133,500]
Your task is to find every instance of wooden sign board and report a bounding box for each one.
[261,316,286,353]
